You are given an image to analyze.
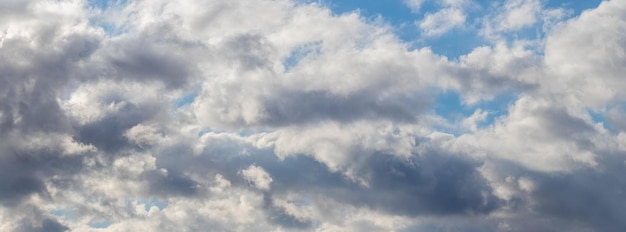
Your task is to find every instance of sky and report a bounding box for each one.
[2,0,626,231]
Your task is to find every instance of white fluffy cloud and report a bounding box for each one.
[418,7,466,37]
[544,0,626,107]
[240,165,273,190]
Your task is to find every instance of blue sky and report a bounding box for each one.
[320,0,602,57]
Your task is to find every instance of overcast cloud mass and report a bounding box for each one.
[0,0,624,231]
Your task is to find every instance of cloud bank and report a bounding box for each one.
[0,0,624,231]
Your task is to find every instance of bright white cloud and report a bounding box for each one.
[544,0,626,107]
[240,165,273,191]
[418,7,466,37]
[499,0,542,31]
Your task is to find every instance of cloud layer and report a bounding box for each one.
[0,0,624,231]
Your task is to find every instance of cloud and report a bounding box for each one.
[497,0,542,31]
[418,8,466,37]
[240,165,273,191]
[1,0,626,231]
[404,0,425,13]
[477,0,573,47]
[544,0,626,107]
[454,95,601,172]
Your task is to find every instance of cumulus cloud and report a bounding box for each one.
[0,0,625,231]
[418,7,466,37]
[240,165,273,191]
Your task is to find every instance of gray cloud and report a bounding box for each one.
[527,155,626,232]
[16,218,69,232]
[105,39,196,88]
[0,154,45,207]
[74,101,161,153]
[260,89,428,126]
[471,154,626,232]
[0,6,97,213]
[157,134,500,221]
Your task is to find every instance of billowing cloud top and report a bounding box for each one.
[0,0,624,231]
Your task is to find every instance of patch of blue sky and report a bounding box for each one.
[311,0,489,58]
[433,90,517,131]
[198,128,213,137]
[89,221,113,229]
[318,0,417,24]
[51,209,78,221]
[310,0,421,41]
[87,0,128,11]
[544,0,602,16]
[588,102,626,132]
[283,41,322,72]
[475,92,517,127]
[175,91,198,108]
[86,0,129,36]
[172,84,201,111]
[467,0,602,20]
[238,129,263,137]
[315,0,603,59]
[419,0,492,59]
[417,28,487,60]
[198,127,269,138]
[497,24,547,55]
[96,22,126,36]
[137,198,167,212]
[433,90,467,120]
[587,109,606,126]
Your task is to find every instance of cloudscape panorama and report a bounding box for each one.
[1,0,625,231]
